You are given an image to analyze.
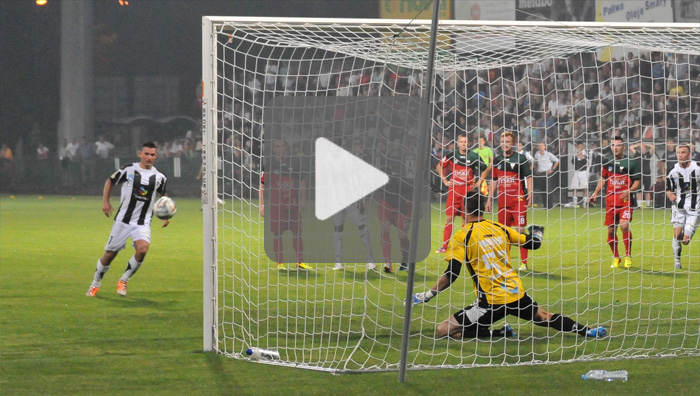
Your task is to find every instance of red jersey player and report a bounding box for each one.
[259,139,311,270]
[436,133,490,253]
[588,135,641,269]
[485,131,533,270]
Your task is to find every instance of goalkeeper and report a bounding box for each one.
[412,190,607,339]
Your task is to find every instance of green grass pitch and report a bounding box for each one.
[1,194,699,395]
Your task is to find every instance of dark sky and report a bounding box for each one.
[0,0,378,148]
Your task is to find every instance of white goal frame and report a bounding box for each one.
[202,16,700,373]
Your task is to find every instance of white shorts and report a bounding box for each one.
[333,201,366,227]
[570,170,589,190]
[104,221,152,252]
[671,206,700,239]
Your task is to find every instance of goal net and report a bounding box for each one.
[202,17,700,373]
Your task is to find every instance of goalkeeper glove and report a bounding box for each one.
[407,289,438,306]
[528,224,545,242]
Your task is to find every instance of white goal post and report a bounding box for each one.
[202,16,700,373]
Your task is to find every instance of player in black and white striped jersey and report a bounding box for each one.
[665,143,700,270]
[86,142,169,297]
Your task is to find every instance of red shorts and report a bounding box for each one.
[497,199,527,228]
[445,190,467,218]
[378,201,410,231]
[604,206,633,226]
[269,206,301,234]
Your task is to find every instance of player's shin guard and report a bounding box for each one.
[120,256,143,282]
[92,259,110,288]
[536,313,587,336]
[607,233,619,257]
[442,222,453,248]
[622,230,632,257]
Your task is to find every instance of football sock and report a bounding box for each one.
[358,224,375,263]
[672,238,682,265]
[292,235,303,262]
[273,235,283,262]
[442,222,453,248]
[400,236,410,263]
[381,228,391,262]
[622,230,632,256]
[536,313,587,336]
[520,247,528,266]
[120,256,143,282]
[333,230,343,263]
[607,234,619,257]
[92,259,110,287]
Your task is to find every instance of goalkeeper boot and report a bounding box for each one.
[610,257,621,268]
[297,263,312,270]
[383,262,393,273]
[86,286,99,297]
[623,256,632,269]
[333,263,343,270]
[276,263,287,270]
[117,280,127,296]
[503,324,517,338]
[586,326,608,338]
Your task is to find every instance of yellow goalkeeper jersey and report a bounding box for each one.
[445,219,526,305]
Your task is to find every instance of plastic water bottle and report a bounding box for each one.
[246,347,280,361]
[582,370,628,382]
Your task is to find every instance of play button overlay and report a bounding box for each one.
[314,137,389,221]
[263,96,431,264]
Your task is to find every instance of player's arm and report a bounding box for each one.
[478,160,491,188]
[665,174,678,204]
[588,175,606,202]
[485,178,496,212]
[410,259,462,306]
[525,175,533,206]
[259,176,264,217]
[437,159,453,188]
[102,178,114,217]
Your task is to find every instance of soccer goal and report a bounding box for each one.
[202,16,700,373]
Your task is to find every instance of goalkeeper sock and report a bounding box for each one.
[622,230,632,256]
[91,259,110,287]
[672,238,682,265]
[538,313,587,336]
[442,222,453,248]
[120,256,143,282]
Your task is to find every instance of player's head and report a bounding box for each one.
[139,141,158,169]
[611,136,625,157]
[500,131,515,154]
[464,189,487,217]
[677,143,692,165]
[456,133,468,152]
[272,138,290,157]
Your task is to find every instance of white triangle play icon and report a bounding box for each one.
[315,137,389,221]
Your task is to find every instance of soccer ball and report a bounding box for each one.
[153,196,176,220]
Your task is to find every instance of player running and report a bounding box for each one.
[436,133,489,254]
[665,143,700,269]
[259,139,310,270]
[411,190,607,339]
[588,135,641,269]
[86,141,169,297]
[485,131,533,270]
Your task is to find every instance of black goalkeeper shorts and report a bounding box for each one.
[453,293,540,328]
